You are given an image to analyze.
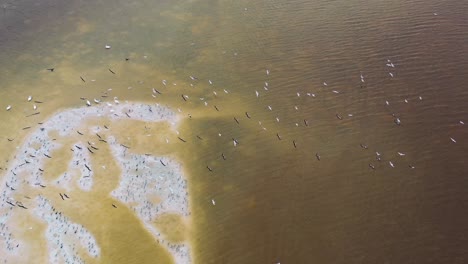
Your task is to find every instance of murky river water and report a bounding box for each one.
[1,0,467,263]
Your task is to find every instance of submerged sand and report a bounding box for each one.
[0,102,191,263]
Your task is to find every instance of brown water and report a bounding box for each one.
[1,0,468,263]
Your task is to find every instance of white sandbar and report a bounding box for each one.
[0,102,191,263]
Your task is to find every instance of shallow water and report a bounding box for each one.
[1,0,468,263]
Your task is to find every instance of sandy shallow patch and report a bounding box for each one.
[0,102,192,263]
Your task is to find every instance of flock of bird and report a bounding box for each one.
[3,53,463,184]
[0,44,465,264]
[2,50,464,206]
[143,58,462,178]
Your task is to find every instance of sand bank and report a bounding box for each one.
[33,195,100,263]
[0,102,191,263]
[109,137,191,263]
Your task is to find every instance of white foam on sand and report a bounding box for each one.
[54,141,94,192]
[33,195,100,263]
[109,137,191,263]
[0,102,191,264]
[0,206,22,263]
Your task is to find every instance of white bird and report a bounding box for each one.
[276,117,280,122]
[389,72,394,77]
[267,106,272,110]
[33,105,37,110]
[395,118,401,125]
[224,89,229,94]
[162,80,167,86]
[6,105,11,111]
[211,199,216,205]
[450,137,457,143]
[323,82,328,86]
[397,152,406,156]
[93,98,100,104]
[105,45,111,49]
[404,99,408,103]
[209,80,213,85]
[266,69,270,75]
[113,97,120,104]
[389,161,395,168]
[255,90,259,97]
[265,82,269,87]
[86,100,91,106]
[297,92,300,97]
[460,121,465,125]
[332,90,339,94]
[27,96,32,102]
[385,100,390,105]
[419,96,423,100]
[233,139,238,147]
